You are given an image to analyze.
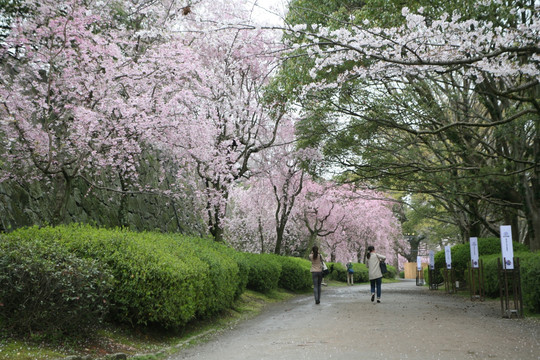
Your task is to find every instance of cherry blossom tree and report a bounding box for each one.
[168,19,285,241]
[0,0,288,235]
[0,0,134,223]
[226,171,407,265]
[295,182,405,265]
[223,115,316,253]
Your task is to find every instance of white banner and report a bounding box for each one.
[500,225,514,270]
[445,245,452,269]
[416,256,422,270]
[429,250,435,270]
[470,237,479,268]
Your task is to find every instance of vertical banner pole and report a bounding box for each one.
[503,257,510,316]
[428,250,437,290]
[479,258,485,301]
[498,258,504,316]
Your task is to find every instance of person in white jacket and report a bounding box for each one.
[366,245,386,303]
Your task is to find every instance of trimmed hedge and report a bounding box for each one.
[244,253,281,293]
[428,239,539,315]
[1,225,242,329]
[323,262,396,283]
[520,252,540,313]
[182,239,241,318]
[331,263,368,283]
[0,236,113,335]
[383,264,398,279]
[482,254,502,298]
[433,238,529,285]
[482,251,540,313]
[272,255,312,292]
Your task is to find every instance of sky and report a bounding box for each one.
[248,0,289,25]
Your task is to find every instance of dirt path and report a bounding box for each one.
[166,280,540,360]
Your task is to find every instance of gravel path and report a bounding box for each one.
[167,280,540,360]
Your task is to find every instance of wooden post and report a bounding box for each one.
[468,259,485,301]
[498,257,523,318]
[444,268,456,294]
[428,267,438,290]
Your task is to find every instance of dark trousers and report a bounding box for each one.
[312,272,323,302]
[370,277,382,298]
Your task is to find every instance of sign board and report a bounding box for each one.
[500,225,514,270]
[470,237,479,268]
[445,245,452,269]
[416,256,422,270]
[429,250,435,270]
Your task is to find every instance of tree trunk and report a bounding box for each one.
[522,179,540,251]
[274,224,284,255]
[210,220,224,242]
[118,174,129,227]
[258,218,266,253]
[304,232,318,258]
[208,200,223,242]
[52,171,73,225]
[207,181,228,243]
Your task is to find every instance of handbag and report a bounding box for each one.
[321,255,330,276]
[379,260,388,274]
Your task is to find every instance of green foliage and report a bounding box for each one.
[0,235,113,336]
[329,262,346,281]
[383,264,398,279]
[352,263,369,283]
[244,253,282,294]
[181,239,240,318]
[518,252,540,313]
[327,262,395,283]
[481,254,500,298]
[328,262,396,282]
[272,255,312,292]
[461,251,540,314]
[482,251,540,313]
[433,238,529,284]
[225,250,250,299]
[2,224,244,329]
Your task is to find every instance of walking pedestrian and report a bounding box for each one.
[309,245,324,304]
[366,245,386,303]
[346,260,354,286]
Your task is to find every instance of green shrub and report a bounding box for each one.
[481,251,540,314]
[330,262,393,283]
[383,264,398,279]
[0,236,113,336]
[328,262,346,281]
[482,254,502,298]
[184,239,240,318]
[273,256,312,292]
[244,253,281,293]
[433,238,529,285]
[352,263,369,282]
[228,251,250,299]
[520,252,540,313]
[3,224,245,329]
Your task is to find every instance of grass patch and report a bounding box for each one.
[0,339,65,360]
[0,289,297,360]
